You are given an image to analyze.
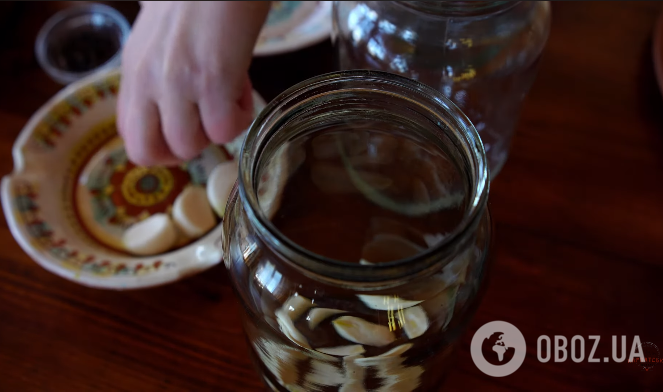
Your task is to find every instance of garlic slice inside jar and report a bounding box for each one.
[399,306,429,339]
[307,308,347,329]
[332,316,396,347]
[275,309,310,349]
[357,295,422,311]
[281,294,316,321]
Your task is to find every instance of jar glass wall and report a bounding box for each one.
[224,71,492,391]
[333,1,551,177]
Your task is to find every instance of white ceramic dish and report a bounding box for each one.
[1,68,266,290]
[254,1,332,57]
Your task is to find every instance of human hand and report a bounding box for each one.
[117,1,271,166]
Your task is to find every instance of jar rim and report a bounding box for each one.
[396,1,520,18]
[236,70,489,283]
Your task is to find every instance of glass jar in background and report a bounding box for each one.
[333,1,551,177]
[223,71,492,391]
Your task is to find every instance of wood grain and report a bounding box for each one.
[1,1,662,391]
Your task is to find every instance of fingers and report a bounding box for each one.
[159,97,209,161]
[199,74,254,145]
[121,98,180,167]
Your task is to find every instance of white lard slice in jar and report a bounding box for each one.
[316,345,365,357]
[275,309,310,349]
[357,295,423,311]
[399,306,429,339]
[281,294,316,321]
[332,316,396,347]
[122,213,177,256]
[206,160,238,218]
[307,308,347,329]
[172,185,217,238]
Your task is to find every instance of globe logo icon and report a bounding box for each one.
[471,321,527,377]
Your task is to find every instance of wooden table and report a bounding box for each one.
[1,2,662,391]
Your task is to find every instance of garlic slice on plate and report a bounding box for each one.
[172,185,217,238]
[316,345,365,357]
[122,213,177,256]
[307,308,347,329]
[357,295,422,311]
[275,309,310,349]
[332,316,395,347]
[281,294,316,321]
[399,306,429,339]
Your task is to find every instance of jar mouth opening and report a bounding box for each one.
[237,70,489,282]
[397,1,520,17]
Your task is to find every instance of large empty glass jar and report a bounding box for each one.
[333,1,551,176]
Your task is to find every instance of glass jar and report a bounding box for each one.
[223,70,492,391]
[333,1,551,177]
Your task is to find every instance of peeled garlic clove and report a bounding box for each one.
[400,306,429,339]
[307,308,346,329]
[316,345,365,357]
[173,186,217,238]
[332,316,395,347]
[357,295,423,311]
[281,294,316,321]
[206,160,238,218]
[123,213,177,256]
[275,309,310,349]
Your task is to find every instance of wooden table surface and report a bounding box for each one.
[1,1,663,391]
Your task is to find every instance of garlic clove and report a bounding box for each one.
[122,213,177,256]
[172,186,217,238]
[275,309,310,349]
[281,294,316,321]
[307,308,347,329]
[400,306,429,339]
[332,316,395,347]
[357,295,422,311]
[206,160,238,218]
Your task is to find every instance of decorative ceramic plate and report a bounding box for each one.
[254,1,332,57]
[1,68,267,290]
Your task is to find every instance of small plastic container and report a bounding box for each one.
[35,3,130,85]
